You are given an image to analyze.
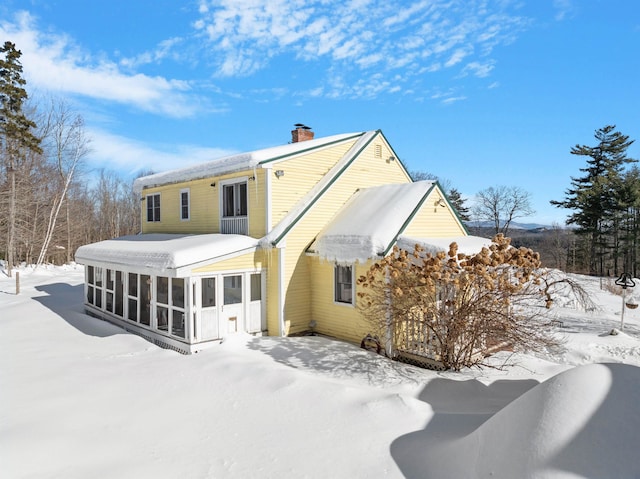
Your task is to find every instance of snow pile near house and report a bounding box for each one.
[397,363,640,478]
[75,233,258,271]
[133,132,362,192]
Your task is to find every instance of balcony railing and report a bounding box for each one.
[221,216,248,235]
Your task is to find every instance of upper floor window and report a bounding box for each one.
[334,264,353,305]
[146,193,160,222]
[223,182,247,218]
[180,188,190,221]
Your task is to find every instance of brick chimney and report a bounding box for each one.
[291,124,314,143]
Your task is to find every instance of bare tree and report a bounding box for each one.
[473,185,535,235]
[36,100,89,266]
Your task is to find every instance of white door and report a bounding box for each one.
[200,277,219,340]
[221,275,243,336]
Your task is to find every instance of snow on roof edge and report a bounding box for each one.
[133,132,366,193]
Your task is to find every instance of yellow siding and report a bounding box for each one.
[191,249,266,274]
[140,170,267,238]
[402,189,466,238]
[269,139,359,228]
[280,133,412,335]
[309,259,372,344]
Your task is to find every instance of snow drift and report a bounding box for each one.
[393,363,640,478]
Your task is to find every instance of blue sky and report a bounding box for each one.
[1,0,638,225]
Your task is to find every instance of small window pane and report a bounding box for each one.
[128,298,138,321]
[172,310,185,338]
[140,275,151,326]
[94,267,103,288]
[115,272,124,317]
[238,183,248,216]
[223,185,235,217]
[95,288,102,309]
[202,278,216,307]
[157,276,169,305]
[250,274,261,301]
[106,270,114,290]
[87,285,94,304]
[172,278,185,308]
[157,306,168,331]
[224,276,242,305]
[128,273,138,296]
[87,266,94,285]
[106,292,114,312]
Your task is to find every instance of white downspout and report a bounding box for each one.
[265,166,273,234]
[278,243,286,336]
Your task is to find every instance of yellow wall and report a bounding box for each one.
[269,138,358,228]
[191,249,266,274]
[309,258,372,344]
[140,169,267,237]
[402,188,467,238]
[279,132,412,336]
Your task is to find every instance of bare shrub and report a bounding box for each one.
[357,234,570,371]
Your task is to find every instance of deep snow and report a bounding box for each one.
[1,265,640,478]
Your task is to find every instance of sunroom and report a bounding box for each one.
[75,234,265,353]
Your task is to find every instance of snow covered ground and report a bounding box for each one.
[1,265,640,478]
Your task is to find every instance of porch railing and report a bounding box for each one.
[221,216,248,235]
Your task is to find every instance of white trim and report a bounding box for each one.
[179,188,190,221]
[146,192,161,223]
[219,176,249,235]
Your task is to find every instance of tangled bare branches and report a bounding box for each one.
[357,234,572,371]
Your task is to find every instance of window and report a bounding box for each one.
[146,193,161,222]
[128,273,138,322]
[222,182,247,217]
[202,278,216,307]
[224,275,242,305]
[250,273,261,302]
[140,274,151,326]
[180,189,190,221]
[334,265,353,304]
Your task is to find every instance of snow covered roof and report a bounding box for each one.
[261,130,382,247]
[133,132,365,193]
[308,181,437,263]
[396,235,493,256]
[75,234,259,274]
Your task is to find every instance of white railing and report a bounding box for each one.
[221,216,248,235]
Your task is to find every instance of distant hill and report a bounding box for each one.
[466,221,557,231]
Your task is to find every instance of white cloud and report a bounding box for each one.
[195,0,530,98]
[553,0,575,21]
[86,128,237,175]
[0,12,201,118]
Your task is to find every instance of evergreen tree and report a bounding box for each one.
[447,188,471,221]
[551,125,635,275]
[1,41,42,276]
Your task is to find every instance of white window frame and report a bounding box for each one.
[220,178,248,219]
[334,264,354,306]
[146,193,161,222]
[180,188,190,221]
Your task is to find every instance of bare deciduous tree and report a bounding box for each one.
[36,100,89,266]
[473,185,535,235]
[356,235,589,371]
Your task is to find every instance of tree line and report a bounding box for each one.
[1,41,140,276]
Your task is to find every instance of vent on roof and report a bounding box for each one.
[374,144,382,158]
[291,124,314,143]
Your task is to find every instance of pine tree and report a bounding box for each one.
[551,125,635,275]
[447,188,470,221]
[0,41,42,276]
